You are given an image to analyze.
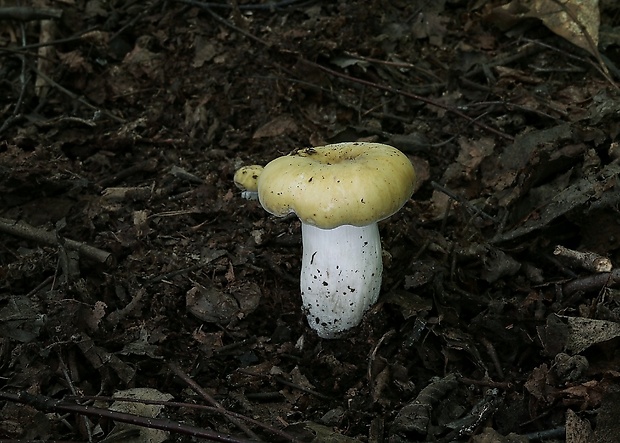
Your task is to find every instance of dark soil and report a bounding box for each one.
[2,1,620,442]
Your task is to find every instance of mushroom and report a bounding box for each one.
[257,142,415,338]
[233,165,263,200]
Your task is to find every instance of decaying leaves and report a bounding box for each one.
[487,0,600,56]
[107,388,174,443]
[186,280,261,324]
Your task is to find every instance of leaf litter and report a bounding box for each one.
[1,0,620,441]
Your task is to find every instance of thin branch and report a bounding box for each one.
[177,0,309,11]
[0,26,100,52]
[0,391,258,443]
[27,61,125,123]
[177,0,271,47]
[168,363,262,441]
[65,394,301,442]
[523,37,618,89]
[562,269,620,297]
[0,6,62,21]
[109,0,165,42]
[301,59,514,141]
[431,181,497,222]
[0,21,29,136]
[0,217,113,266]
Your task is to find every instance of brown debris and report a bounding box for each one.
[1,0,620,441]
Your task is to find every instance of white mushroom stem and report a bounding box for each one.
[300,223,383,339]
[240,190,259,201]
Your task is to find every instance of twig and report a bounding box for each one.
[562,269,620,297]
[27,61,125,123]
[213,336,258,354]
[168,363,262,441]
[0,217,113,266]
[457,376,512,390]
[177,0,309,11]
[479,336,504,379]
[35,13,56,98]
[236,368,332,400]
[522,426,566,441]
[431,181,497,222]
[58,353,94,442]
[368,329,396,384]
[24,274,55,297]
[523,37,618,89]
[0,20,29,136]
[343,51,443,82]
[300,59,514,141]
[272,376,332,400]
[144,250,226,285]
[178,0,271,47]
[553,245,612,273]
[109,0,165,42]
[0,6,62,21]
[463,41,542,80]
[66,394,301,442]
[0,391,257,443]
[0,26,100,52]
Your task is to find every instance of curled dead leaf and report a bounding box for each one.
[186,280,261,324]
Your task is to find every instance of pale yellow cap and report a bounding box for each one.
[257,142,415,229]
[233,165,264,192]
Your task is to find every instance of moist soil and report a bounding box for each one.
[2,1,620,442]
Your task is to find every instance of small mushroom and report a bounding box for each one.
[233,165,263,200]
[257,142,415,338]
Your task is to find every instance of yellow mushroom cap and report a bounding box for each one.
[257,142,416,229]
[233,165,264,192]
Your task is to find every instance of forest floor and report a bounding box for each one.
[1,0,620,442]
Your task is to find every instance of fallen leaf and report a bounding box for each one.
[108,388,174,443]
[487,0,600,56]
[560,379,606,409]
[252,115,298,139]
[563,316,620,354]
[565,408,594,443]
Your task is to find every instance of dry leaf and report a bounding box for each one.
[563,316,620,354]
[441,136,496,188]
[253,115,298,139]
[488,0,599,56]
[85,301,107,331]
[560,380,606,409]
[109,388,174,443]
[524,363,554,402]
[565,408,594,443]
